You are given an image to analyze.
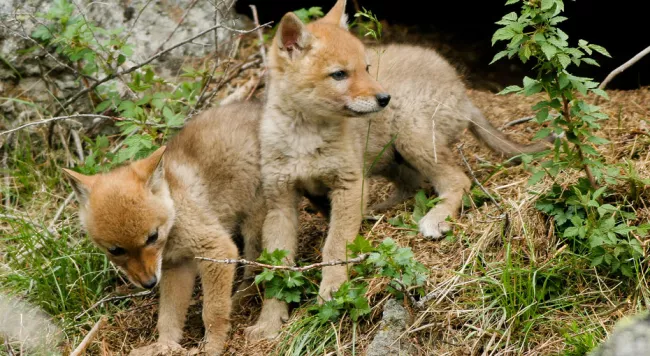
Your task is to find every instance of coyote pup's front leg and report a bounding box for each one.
[195,234,238,354]
[244,185,299,340]
[319,180,365,301]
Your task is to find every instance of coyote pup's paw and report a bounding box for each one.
[244,317,285,341]
[319,266,348,303]
[244,300,288,341]
[128,341,186,356]
[418,208,452,240]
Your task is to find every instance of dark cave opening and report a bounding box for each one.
[236,0,649,91]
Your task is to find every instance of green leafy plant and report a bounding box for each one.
[31,0,214,167]
[491,0,611,189]
[255,236,428,324]
[254,249,316,304]
[536,180,648,277]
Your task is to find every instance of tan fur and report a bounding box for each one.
[63,102,265,355]
[246,0,550,340]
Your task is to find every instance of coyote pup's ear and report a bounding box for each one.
[133,146,167,193]
[321,0,348,29]
[62,169,96,207]
[277,12,313,58]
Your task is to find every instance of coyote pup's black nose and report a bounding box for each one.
[376,93,391,107]
[142,276,158,289]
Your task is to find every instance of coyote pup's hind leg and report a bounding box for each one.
[394,139,470,240]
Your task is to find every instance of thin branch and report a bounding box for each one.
[195,254,368,272]
[457,144,505,214]
[0,23,96,83]
[47,193,74,234]
[153,0,200,55]
[70,129,85,162]
[74,290,152,320]
[70,316,107,356]
[598,46,650,91]
[2,134,13,209]
[124,0,156,43]
[0,115,114,136]
[501,116,533,129]
[249,5,267,68]
[52,21,272,117]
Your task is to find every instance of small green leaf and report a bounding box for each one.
[490,50,510,64]
[541,0,555,11]
[497,85,523,95]
[557,54,571,68]
[528,171,546,186]
[591,88,609,99]
[588,44,611,57]
[540,42,558,60]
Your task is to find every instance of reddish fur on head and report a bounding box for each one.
[269,0,389,118]
[63,146,175,289]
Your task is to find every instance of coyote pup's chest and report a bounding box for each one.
[261,113,355,189]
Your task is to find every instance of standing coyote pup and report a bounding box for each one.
[63,102,264,354]
[246,0,551,340]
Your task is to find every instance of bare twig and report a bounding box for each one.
[1,115,113,137]
[70,316,107,356]
[249,5,267,68]
[51,21,272,118]
[153,0,200,55]
[2,134,13,209]
[195,254,368,272]
[74,291,152,320]
[457,144,505,214]
[47,193,75,234]
[598,46,650,92]
[501,116,533,129]
[124,0,156,43]
[70,129,85,162]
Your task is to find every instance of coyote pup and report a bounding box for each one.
[64,102,264,354]
[246,0,550,340]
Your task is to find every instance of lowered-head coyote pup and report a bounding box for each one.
[245,0,550,340]
[63,102,264,354]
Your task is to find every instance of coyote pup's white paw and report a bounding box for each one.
[318,266,347,303]
[418,208,452,239]
[128,341,186,356]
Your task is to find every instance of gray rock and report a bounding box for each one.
[0,0,249,121]
[589,312,650,356]
[366,298,416,356]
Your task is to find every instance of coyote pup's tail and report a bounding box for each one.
[468,104,552,158]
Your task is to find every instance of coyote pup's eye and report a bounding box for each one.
[108,246,126,256]
[330,70,348,81]
[146,230,159,245]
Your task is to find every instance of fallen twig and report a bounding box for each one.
[74,291,152,320]
[195,253,368,272]
[70,316,107,356]
[0,115,113,137]
[501,116,533,128]
[457,144,506,215]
